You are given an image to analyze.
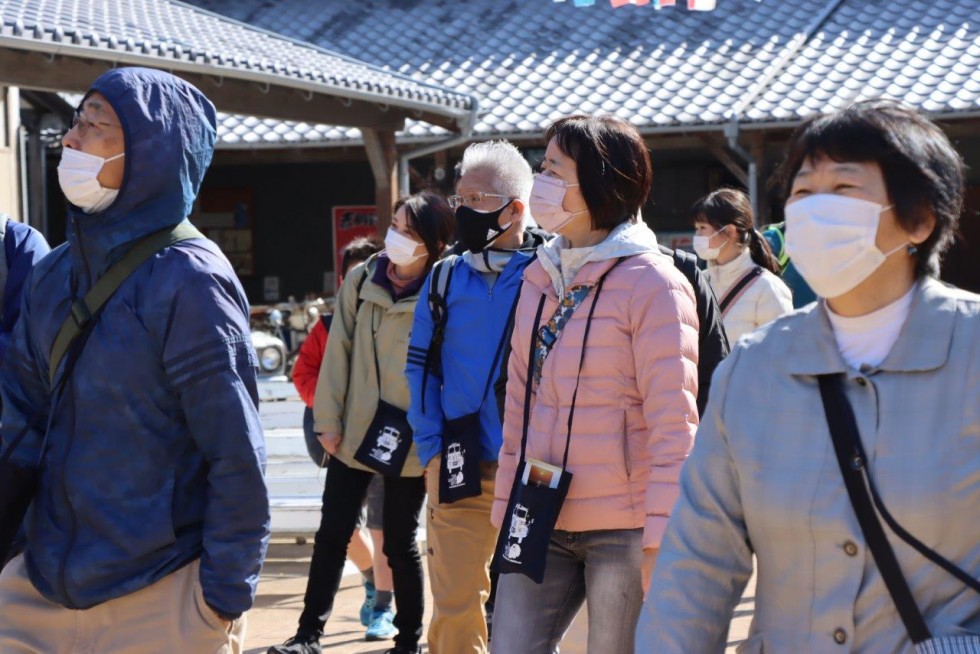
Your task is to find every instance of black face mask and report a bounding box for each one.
[455,201,514,254]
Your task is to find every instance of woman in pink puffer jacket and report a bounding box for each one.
[489,115,699,654]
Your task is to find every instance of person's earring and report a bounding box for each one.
[907,244,918,255]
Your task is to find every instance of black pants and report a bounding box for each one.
[298,456,426,647]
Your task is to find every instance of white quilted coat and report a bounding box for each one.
[705,248,793,344]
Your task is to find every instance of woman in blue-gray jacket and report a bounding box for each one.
[640,101,979,652]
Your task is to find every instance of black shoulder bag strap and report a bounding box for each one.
[718,266,763,315]
[478,279,524,412]
[346,253,380,370]
[48,222,204,385]
[493,253,540,418]
[819,374,980,591]
[817,374,980,645]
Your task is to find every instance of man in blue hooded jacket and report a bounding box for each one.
[0,68,269,652]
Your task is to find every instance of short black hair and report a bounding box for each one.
[774,100,966,277]
[396,192,455,273]
[341,237,382,276]
[545,115,652,231]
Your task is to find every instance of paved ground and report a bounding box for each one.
[245,537,756,653]
[251,384,756,653]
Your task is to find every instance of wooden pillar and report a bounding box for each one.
[749,131,768,226]
[363,128,398,237]
[0,86,22,221]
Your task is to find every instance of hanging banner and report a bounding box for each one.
[331,205,378,290]
[557,0,722,7]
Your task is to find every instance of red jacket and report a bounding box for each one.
[293,316,330,407]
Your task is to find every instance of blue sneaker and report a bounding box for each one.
[359,581,376,627]
[365,608,396,641]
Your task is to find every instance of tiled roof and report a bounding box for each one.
[0,0,474,123]
[191,0,815,145]
[216,110,449,148]
[188,0,980,146]
[746,0,980,122]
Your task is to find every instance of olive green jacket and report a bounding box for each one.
[313,256,423,477]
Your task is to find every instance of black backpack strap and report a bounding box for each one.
[420,255,457,413]
[48,222,204,385]
[428,255,456,337]
[718,266,763,315]
[353,252,380,316]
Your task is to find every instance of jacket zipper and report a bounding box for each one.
[57,394,79,608]
[54,217,87,608]
[623,411,632,479]
[72,216,93,291]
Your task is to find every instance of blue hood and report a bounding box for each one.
[68,67,217,285]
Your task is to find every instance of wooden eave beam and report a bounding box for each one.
[698,134,749,187]
[0,48,425,131]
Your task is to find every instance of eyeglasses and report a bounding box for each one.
[71,109,121,136]
[447,192,511,210]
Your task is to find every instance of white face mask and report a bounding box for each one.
[58,147,125,214]
[785,194,908,299]
[384,228,424,266]
[528,174,587,233]
[692,228,728,261]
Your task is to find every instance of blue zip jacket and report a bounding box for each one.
[0,218,51,365]
[406,247,537,468]
[0,68,269,618]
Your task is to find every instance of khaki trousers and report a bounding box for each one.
[424,454,499,654]
[0,555,246,654]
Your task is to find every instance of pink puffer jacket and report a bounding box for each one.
[491,251,699,550]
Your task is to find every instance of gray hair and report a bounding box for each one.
[457,140,533,204]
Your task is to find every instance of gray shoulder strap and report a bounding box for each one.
[432,254,457,308]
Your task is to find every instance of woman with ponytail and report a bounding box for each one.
[691,188,792,343]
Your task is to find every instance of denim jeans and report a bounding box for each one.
[298,456,425,648]
[490,528,644,654]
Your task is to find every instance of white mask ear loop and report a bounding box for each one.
[882,241,913,258]
[876,204,911,259]
[708,226,730,250]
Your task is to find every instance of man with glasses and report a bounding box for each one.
[406,140,544,653]
[0,67,268,652]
